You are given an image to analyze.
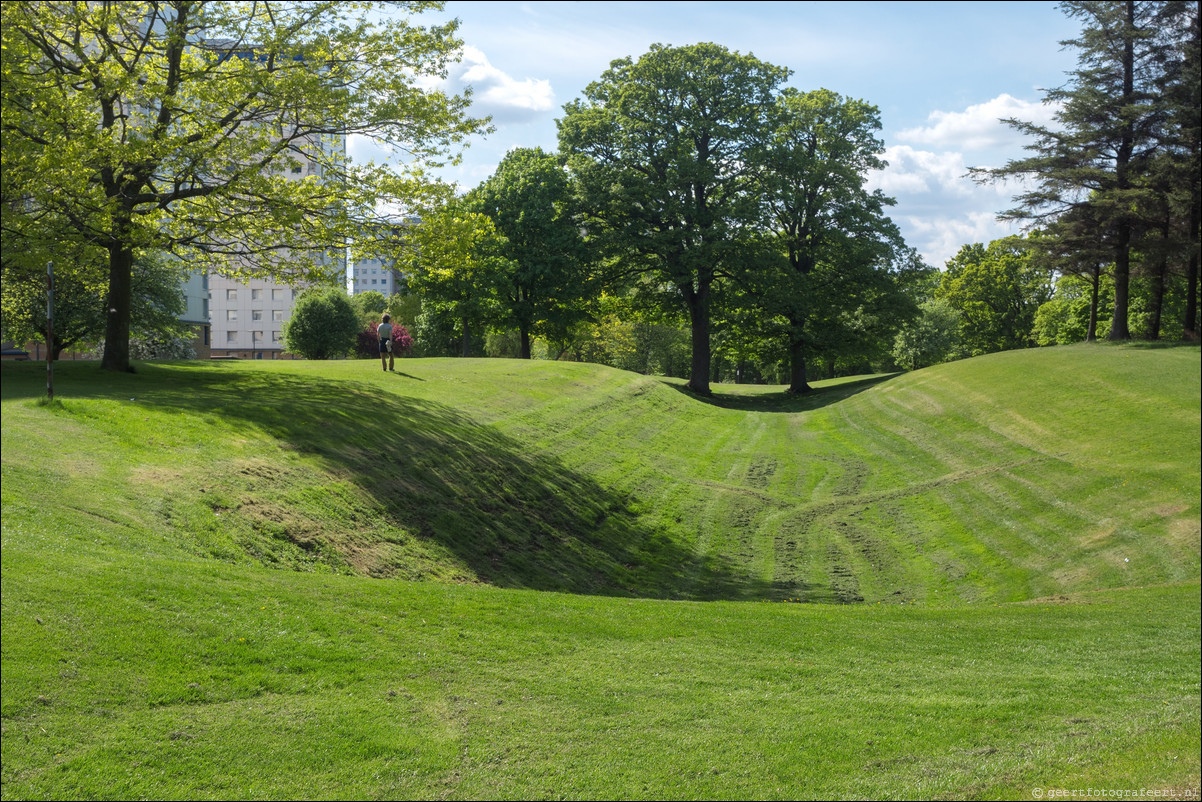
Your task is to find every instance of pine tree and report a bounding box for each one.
[976,0,1187,340]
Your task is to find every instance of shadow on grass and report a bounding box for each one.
[2,361,754,600]
[661,373,901,413]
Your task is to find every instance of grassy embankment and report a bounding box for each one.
[1,344,1198,799]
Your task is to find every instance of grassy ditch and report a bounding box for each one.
[2,344,1199,798]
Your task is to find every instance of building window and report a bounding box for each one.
[292,289,300,299]
[252,310,263,321]
[251,289,263,300]
[273,310,284,321]
[226,310,237,321]
[272,331,281,342]
[272,289,285,301]
[226,331,237,343]
[252,331,263,344]
[226,289,237,301]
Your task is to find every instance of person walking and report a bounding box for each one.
[377,314,395,372]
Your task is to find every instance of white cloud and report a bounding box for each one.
[447,45,556,124]
[870,146,975,198]
[868,144,1034,267]
[901,212,1023,268]
[897,93,1059,151]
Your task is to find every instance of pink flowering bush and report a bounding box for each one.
[357,318,414,358]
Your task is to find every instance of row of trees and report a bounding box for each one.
[399,2,1197,386]
[1,249,192,359]
[403,44,913,396]
[977,0,1199,343]
[4,2,1194,378]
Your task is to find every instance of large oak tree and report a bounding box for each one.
[558,42,788,395]
[756,88,903,393]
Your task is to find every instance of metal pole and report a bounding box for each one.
[46,261,54,401]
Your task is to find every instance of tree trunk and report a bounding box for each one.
[1184,193,1200,341]
[460,316,471,357]
[519,327,531,359]
[1108,0,1136,342]
[1086,268,1100,342]
[1108,230,1132,340]
[786,323,811,394]
[1147,216,1170,340]
[685,283,711,395]
[100,244,135,372]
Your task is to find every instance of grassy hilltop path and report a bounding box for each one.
[1,344,1198,799]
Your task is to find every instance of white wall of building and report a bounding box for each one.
[206,128,348,357]
[351,256,401,295]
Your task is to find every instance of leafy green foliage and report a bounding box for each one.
[936,237,1054,357]
[892,298,962,369]
[351,291,388,321]
[475,147,591,358]
[755,88,907,391]
[560,42,789,394]
[282,286,359,359]
[385,291,422,332]
[1,251,189,358]
[1,1,484,371]
[400,190,510,357]
[127,332,198,360]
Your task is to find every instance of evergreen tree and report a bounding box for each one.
[976,1,1186,341]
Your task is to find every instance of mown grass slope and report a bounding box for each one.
[1,344,1199,799]
[4,344,1196,603]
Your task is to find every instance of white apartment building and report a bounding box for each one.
[206,127,347,358]
[207,278,304,358]
[350,219,414,297]
[351,255,401,295]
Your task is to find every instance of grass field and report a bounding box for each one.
[2,344,1199,799]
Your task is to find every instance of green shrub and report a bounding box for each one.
[283,287,359,359]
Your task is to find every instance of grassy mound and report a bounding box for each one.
[2,344,1198,798]
[2,344,1197,603]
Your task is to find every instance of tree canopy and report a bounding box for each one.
[1,249,188,359]
[399,188,510,357]
[976,0,1199,341]
[559,42,789,395]
[936,237,1053,357]
[756,87,904,393]
[1,0,484,371]
[282,286,359,360]
[474,147,590,359]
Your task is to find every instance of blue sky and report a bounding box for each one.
[351,1,1084,268]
